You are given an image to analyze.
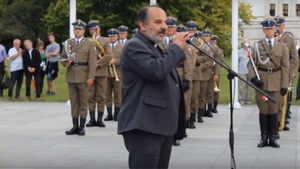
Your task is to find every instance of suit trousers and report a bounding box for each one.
[122,130,173,169]
[255,91,280,115]
[238,74,253,102]
[206,77,214,104]
[106,77,122,108]
[190,80,200,113]
[213,78,220,102]
[68,82,89,119]
[0,63,4,97]
[25,71,41,97]
[88,76,107,112]
[199,81,209,109]
[8,69,23,98]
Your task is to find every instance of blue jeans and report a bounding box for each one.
[296,73,300,100]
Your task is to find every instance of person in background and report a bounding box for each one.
[22,39,42,99]
[8,39,23,99]
[118,25,128,44]
[0,37,7,97]
[37,40,47,94]
[45,33,60,95]
[238,40,253,105]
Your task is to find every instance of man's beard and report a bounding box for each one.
[145,26,166,44]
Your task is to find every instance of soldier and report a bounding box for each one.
[105,28,123,121]
[86,20,113,127]
[61,19,97,136]
[132,28,138,37]
[274,16,299,131]
[200,29,217,118]
[118,25,128,44]
[210,34,224,113]
[249,18,288,148]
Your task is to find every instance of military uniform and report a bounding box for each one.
[249,18,289,148]
[86,20,113,128]
[105,28,123,121]
[118,25,128,44]
[274,16,299,131]
[60,19,97,136]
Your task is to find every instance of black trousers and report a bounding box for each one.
[25,70,41,97]
[8,69,24,98]
[122,130,173,169]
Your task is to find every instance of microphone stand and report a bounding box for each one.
[186,39,276,169]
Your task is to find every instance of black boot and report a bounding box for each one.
[97,112,106,127]
[114,107,120,121]
[104,107,113,121]
[65,118,79,135]
[189,113,196,129]
[269,114,280,148]
[197,109,204,123]
[285,119,289,124]
[86,111,97,127]
[212,101,218,113]
[78,118,86,136]
[203,104,213,117]
[283,124,290,131]
[173,139,180,146]
[276,122,280,139]
[257,114,268,148]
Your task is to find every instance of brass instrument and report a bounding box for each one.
[109,59,120,81]
[193,37,204,54]
[279,81,293,131]
[60,39,75,62]
[214,81,220,92]
[92,32,105,59]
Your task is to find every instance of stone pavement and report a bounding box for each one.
[0,101,299,169]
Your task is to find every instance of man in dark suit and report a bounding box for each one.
[22,39,42,99]
[118,5,188,169]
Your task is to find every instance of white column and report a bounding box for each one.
[69,0,76,38]
[150,0,157,5]
[230,0,241,109]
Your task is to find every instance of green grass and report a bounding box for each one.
[1,57,299,105]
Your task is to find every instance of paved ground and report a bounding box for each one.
[0,101,299,169]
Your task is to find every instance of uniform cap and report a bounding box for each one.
[273,16,285,25]
[118,25,129,33]
[176,24,187,32]
[87,20,100,29]
[211,34,219,41]
[166,16,177,27]
[72,19,86,29]
[185,20,198,30]
[107,28,119,36]
[260,18,276,28]
[202,29,211,36]
[274,29,281,36]
[132,28,138,35]
[194,31,202,38]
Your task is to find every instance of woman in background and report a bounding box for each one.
[37,40,47,94]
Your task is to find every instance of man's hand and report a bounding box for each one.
[250,76,264,88]
[182,79,190,92]
[213,75,219,82]
[17,48,22,54]
[86,78,94,86]
[280,88,288,96]
[64,60,72,67]
[172,32,189,49]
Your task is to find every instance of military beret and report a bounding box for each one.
[72,19,86,29]
[202,29,211,36]
[118,25,129,33]
[273,16,285,25]
[194,31,202,38]
[88,20,100,29]
[211,35,219,41]
[260,18,276,28]
[274,29,281,36]
[166,16,177,27]
[107,28,119,36]
[176,24,187,32]
[186,20,198,30]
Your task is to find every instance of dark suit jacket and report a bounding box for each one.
[118,32,186,139]
[22,48,41,75]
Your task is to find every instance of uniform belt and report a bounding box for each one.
[257,67,280,73]
[71,61,88,67]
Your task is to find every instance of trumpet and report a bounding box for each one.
[92,32,105,59]
[214,81,220,92]
[109,59,120,81]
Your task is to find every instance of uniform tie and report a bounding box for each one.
[268,40,272,50]
[76,40,80,45]
[111,43,115,49]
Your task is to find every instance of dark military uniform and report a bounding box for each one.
[60,19,97,136]
[248,18,289,148]
[105,28,123,121]
[274,16,299,131]
[86,20,113,127]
